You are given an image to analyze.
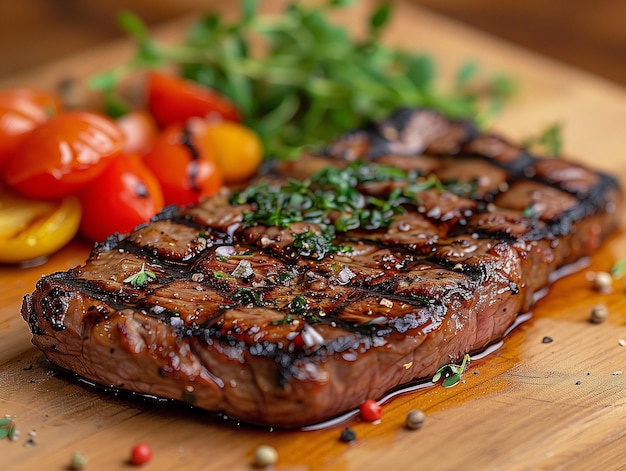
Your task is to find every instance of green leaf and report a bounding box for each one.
[611,258,626,278]
[187,14,221,44]
[330,0,355,7]
[405,54,436,91]
[455,60,479,88]
[134,40,165,67]
[102,91,131,118]
[87,70,121,92]
[233,288,265,306]
[241,0,259,24]
[117,11,149,38]
[290,295,309,314]
[489,73,517,98]
[432,354,470,388]
[522,203,537,219]
[123,263,156,288]
[369,2,392,37]
[522,122,563,157]
[410,294,430,307]
[442,374,462,388]
[271,314,294,325]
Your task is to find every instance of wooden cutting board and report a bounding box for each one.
[2,1,626,470]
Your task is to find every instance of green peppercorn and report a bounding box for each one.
[254,445,278,468]
[70,451,88,470]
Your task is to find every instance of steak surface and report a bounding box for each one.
[22,108,622,428]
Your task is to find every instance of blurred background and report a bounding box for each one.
[1,0,625,85]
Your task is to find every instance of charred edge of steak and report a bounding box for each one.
[22,294,44,335]
[546,173,619,235]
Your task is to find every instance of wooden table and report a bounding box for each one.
[2,1,626,469]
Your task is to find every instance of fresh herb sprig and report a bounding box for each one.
[292,229,351,260]
[432,353,470,388]
[522,122,563,157]
[90,1,514,159]
[0,417,16,440]
[271,295,322,324]
[611,257,626,279]
[123,263,157,288]
[233,288,265,306]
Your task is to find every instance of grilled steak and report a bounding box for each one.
[22,108,621,428]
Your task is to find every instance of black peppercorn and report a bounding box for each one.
[340,427,356,442]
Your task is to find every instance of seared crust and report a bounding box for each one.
[22,108,622,427]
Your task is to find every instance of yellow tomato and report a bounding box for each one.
[0,185,81,264]
[201,120,263,184]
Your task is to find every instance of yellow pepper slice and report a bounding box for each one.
[0,185,81,264]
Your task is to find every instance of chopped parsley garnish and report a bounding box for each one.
[231,161,432,258]
[233,288,265,307]
[271,314,293,326]
[270,295,323,325]
[213,270,234,280]
[289,295,323,323]
[410,294,431,307]
[232,162,421,229]
[522,203,538,219]
[442,178,479,197]
[292,229,351,260]
[123,263,156,288]
[277,270,297,285]
[289,295,309,315]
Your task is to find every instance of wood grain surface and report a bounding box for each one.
[2,2,626,470]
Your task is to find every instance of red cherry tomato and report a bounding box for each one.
[147,72,241,129]
[3,111,125,199]
[0,89,61,171]
[116,110,159,155]
[142,119,223,206]
[130,442,152,466]
[359,399,382,422]
[78,154,164,242]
